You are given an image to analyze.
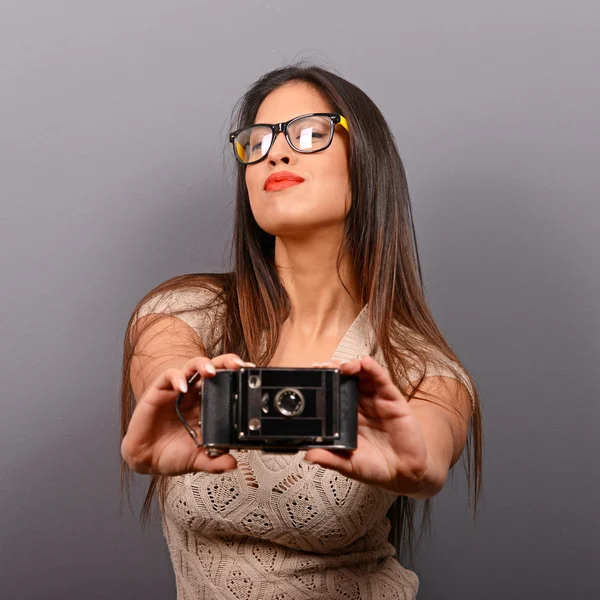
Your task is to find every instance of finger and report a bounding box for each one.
[211,353,256,370]
[180,356,215,382]
[191,451,238,473]
[355,356,405,402]
[182,355,255,387]
[312,359,350,370]
[162,369,190,395]
[304,448,354,477]
[181,356,219,380]
[336,358,362,374]
[336,357,405,406]
[153,367,193,394]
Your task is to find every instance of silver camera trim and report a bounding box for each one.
[273,387,306,417]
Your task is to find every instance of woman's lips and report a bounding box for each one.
[264,171,305,192]
[265,180,303,192]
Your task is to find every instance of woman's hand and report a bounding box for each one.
[121,353,254,476]
[304,356,438,497]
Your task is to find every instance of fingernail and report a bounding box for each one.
[233,358,245,366]
[206,363,216,375]
[179,380,188,394]
[340,360,348,365]
[244,362,256,367]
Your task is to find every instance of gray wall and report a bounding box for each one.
[1,1,598,598]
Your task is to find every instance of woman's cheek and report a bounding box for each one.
[245,170,262,197]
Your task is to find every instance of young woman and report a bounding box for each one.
[120,64,482,600]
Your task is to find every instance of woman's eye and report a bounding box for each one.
[295,132,325,140]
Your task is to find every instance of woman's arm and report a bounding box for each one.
[122,315,251,475]
[401,375,472,499]
[304,356,473,500]
[129,314,204,403]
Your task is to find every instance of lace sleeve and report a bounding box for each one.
[128,285,225,352]
[375,326,476,409]
[408,353,476,406]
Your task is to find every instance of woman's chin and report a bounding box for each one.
[258,220,317,238]
[257,216,344,240]
[251,200,347,239]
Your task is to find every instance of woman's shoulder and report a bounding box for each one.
[129,272,231,343]
[373,317,476,404]
[139,273,228,309]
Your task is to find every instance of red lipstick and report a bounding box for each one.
[264,171,305,192]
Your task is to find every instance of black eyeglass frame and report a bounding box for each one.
[229,112,349,165]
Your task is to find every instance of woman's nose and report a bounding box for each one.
[268,133,293,165]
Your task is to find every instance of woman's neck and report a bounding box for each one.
[274,231,362,338]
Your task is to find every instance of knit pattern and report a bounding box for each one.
[162,450,417,600]
[133,287,474,599]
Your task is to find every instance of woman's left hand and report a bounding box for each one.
[304,355,435,497]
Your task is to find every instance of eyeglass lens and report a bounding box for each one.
[235,115,333,163]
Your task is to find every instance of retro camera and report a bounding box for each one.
[192,367,358,456]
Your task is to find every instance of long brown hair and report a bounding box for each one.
[120,63,482,564]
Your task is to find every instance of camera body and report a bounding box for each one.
[201,367,358,455]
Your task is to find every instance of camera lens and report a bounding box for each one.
[274,388,305,417]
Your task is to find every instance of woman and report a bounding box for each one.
[120,64,482,599]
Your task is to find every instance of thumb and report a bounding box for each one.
[191,451,237,474]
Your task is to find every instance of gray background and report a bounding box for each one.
[1,1,598,598]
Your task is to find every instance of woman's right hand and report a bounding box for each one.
[121,353,254,476]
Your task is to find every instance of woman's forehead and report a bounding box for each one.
[254,82,333,124]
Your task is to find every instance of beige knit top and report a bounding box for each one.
[134,287,474,600]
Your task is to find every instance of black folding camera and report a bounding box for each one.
[197,367,358,456]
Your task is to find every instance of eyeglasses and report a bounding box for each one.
[229,112,349,165]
